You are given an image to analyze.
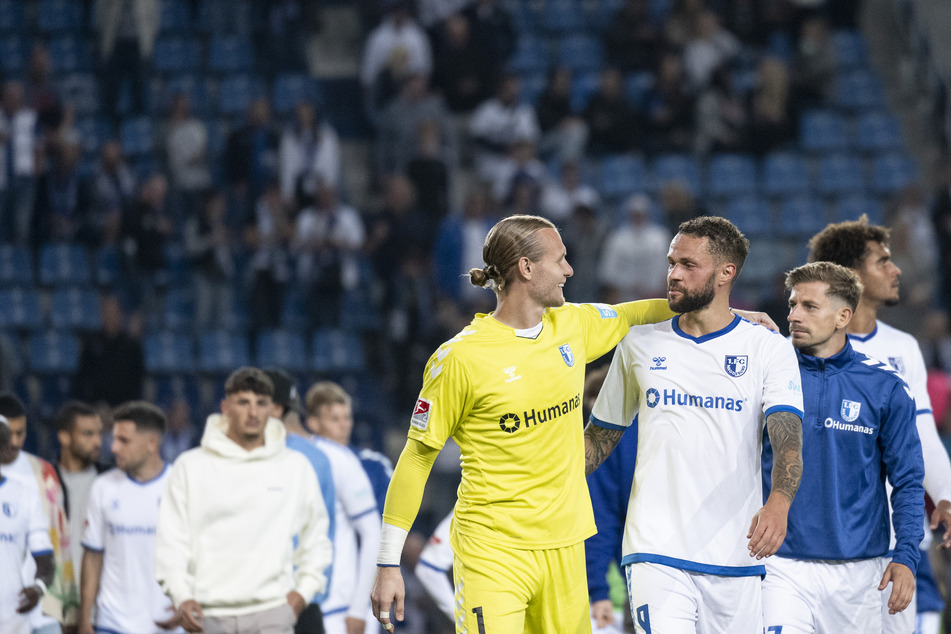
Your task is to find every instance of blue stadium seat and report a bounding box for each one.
[510,37,549,74]
[145,332,195,374]
[761,152,810,197]
[624,71,654,110]
[58,73,99,117]
[767,31,792,62]
[725,197,772,237]
[518,73,547,106]
[196,0,254,35]
[39,244,91,286]
[0,288,43,331]
[652,153,702,196]
[162,75,210,116]
[800,110,850,153]
[162,288,193,331]
[339,289,382,333]
[37,0,83,32]
[871,153,918,195]
[49,288,100,331]
[836,71,886,110]
[586,0,624,31]
[153,375,202,412]
[0,0,25,32]
[707,154,757,198]
[556,35,604,74]
[311,329,365,375]
[272,73,323,117]
[832,30,868,70]
[779,197,828,237]
[76,118,111,159]
[164,243,192,287]
[507,1,539,34]
[160,0,192,32]
[48,36,93,74]
[831,196,885,225]
[217,74,265,116]
[570,72,600,111]
[600,154,647,200]
[0,37,27,75]
[119,116,155,157]
[29,332,81,374]
[94,246,120,287]
[153,36,202,74]
[816,154,865,196]
[855,112,903,152]
[255,330,309,373]
[542,0,587,34]
[0,245,33,286]
[279,287,307,332]
[207,35,255,73]
[197,331,250,374]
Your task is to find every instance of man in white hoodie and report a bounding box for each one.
[156,367,332,634]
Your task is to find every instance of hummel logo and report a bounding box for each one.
[503,365,522,383]
[650,356,668,371]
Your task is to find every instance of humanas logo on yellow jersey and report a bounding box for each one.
[498,393,582,434]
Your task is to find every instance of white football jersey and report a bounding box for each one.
[0,476,52,634]
[417,512,454,620]
[592,316,803,575]
[312,438,378,617]
[82,466,178,633]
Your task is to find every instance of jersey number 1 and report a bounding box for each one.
[472,606,486,634]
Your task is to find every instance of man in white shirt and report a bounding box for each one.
[808,215,951,634]
[79,401,179,634]
[156,367,332,634]
[469,74,539,186]
[0,414,55,634]
[305,382,381,634]
[598,194,672,303]
[0,80,38,245]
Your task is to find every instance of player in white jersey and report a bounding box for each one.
[586,217,804,633]
[808,216,951,634]
[415,512,454,622]
[79,401,180,634]
[305,382,381,634]
[0,415,55,634]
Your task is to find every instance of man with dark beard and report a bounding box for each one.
[584,216,804,633]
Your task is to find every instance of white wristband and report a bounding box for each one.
[377,522,409,566]
[33,578,47,596]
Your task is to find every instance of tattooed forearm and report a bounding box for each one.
[766,411,803,505]
[584,423,625,476]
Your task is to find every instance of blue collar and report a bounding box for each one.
[672,314,742,343]
[795,340,856,373]
[847,323,878,343]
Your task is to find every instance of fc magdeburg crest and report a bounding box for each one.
[559,343,575,367]
[841,399,862,422]
[724,355,748,377]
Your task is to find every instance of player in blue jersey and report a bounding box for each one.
[762,261,925,632]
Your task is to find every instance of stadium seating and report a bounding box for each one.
[255,330,309,373]
[153,36,203,75]
[39,244,91,287]
[0,245,34,286]
[725,196,772,238]
[816,154,866,196]
[556,35,604,74]
[144,332,195,374]
[652,153,702,196]
[800,110,850,153]
[29,331,81,374]
[207,35,255,73]
[779,197,828,237]
[311,329,365,375]
[49,288,101,331]
[0,288,43,332]
[761,152,811,198]
[36,0,83,33]
[871,153,918,195]
[706,154,758,198]
[197,331,251,374]
[599,154,647,200]
[855,112,904,152]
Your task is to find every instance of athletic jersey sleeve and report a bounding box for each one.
[903,346,951,503]
[614,299,676,328]
[590,336,639,430]
[337,453,378,522]
[27,487,53,556]
[880,378,926,573]
[576,300,673,362]
[761,335,804,419]
[417,513,455,620]
[80,477,104,552]
[406,349,473,451]
[381,439,440,531]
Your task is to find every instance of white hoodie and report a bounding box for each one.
[156,414,332,617]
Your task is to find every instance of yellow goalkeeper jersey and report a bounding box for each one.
[407,300,672,550]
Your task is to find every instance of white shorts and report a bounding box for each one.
[881,556,917,634]
[916,611,941,634]
[625,562,762,634]
[762,556,885,634]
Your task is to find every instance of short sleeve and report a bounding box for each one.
[407,348,473,450]
[338,455,378,522]
[590,335,640,430]
[762,336,804,419]
[81,477,105,552]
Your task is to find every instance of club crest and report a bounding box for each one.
[841,399,862,422]
[888,357,906,375]
[2,502,17,518]
[724,355,748,377]
[559,344,575,367]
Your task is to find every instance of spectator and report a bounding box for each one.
[95,0,159,120]
[791,16,836,110]
[52,401,106,580]
[92,140,136,246]
[159,397,200,464]
[120,174,172,316]
[244,180,293,334]
[540,160,600,224]
[598,194,672,303]
[406,119,451,222]
[583,68,637,156]
[367,176,432,294]
[225,98,280,224]
[605,0,661,73]
[183,189,235,331]
[360,0,433,123]
[292,181,366,329]
[278,101,341,208]
[25,43,64,140]
[646,52,696,154]
[748,57,794,155]
[888,185,939,336]
[262,0,309,74]
[156,367,332,634]
[683,10,741,92]
[562,200,608,304]
[432,13,496,114]
[932,158,951,310]
[536,68,589,163]
[0,80,39,245]
[162,93,211,221]
[664,0,706,48]
[693,65,747,156]
[469,74,539,185]
[659,179,705,232]
[492,138,546,206]
[32,137,95,247]
[432,186,497,311]
[376,74,454,178]
[76,295,145,408]
[462,0,516,69]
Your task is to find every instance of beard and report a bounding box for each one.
[668,273,716,313]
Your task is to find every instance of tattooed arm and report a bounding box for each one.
[746,410,803,559]
[584,423,625,476]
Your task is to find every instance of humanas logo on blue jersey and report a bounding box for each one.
[824,417,873,435]
[499,393,581,433]
[645,387,744,411]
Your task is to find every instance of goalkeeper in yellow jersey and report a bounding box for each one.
[370,214,773,633]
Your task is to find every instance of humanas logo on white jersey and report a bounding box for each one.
[824,417,874,435]
[645,387,744,411]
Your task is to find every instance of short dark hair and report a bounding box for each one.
[224,367,274,397]
[807,214,890,269]
[785,261,864,311]
[676,216,749,280]
[55,400,98,433]
[112,401,167,435]
[0,393,26,420]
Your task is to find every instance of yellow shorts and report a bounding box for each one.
[450,531,592,634]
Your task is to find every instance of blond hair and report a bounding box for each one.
[305,381,351,417]
[785,261,864,311]
[468,215,557,293]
